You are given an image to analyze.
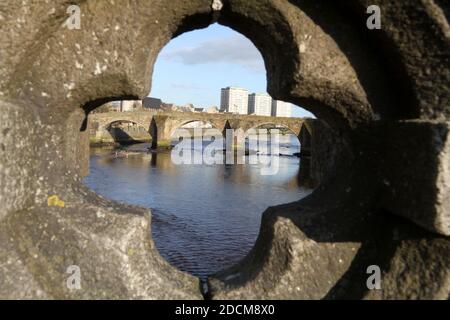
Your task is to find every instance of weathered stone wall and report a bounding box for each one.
[307,120,351,188]
[0,0,449,299]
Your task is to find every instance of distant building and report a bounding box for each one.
[120,100,136,112]
[143,97,163,109]
[272,100,292,117]
[249,92,272,116]
[161,103,176,111]
[184,103,195,112]
[194,108,204,113]
[109,101,120,112]
[173,103,196,112]
[220,87,249,114]
[91,101,121,113]
[205,106,220,114]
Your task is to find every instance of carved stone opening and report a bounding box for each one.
[0,1,448,299]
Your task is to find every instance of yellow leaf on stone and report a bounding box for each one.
[47,195,65,208]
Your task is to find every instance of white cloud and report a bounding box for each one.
[160,35,265,73]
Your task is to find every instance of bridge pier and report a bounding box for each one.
[224,126,246,151]
[150,116,173,149]
[299,125,312,157]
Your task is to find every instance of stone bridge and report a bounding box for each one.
[0,0,449,300]
[89,111,315,149]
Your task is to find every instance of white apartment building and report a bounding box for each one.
[272,100,292,117]
[220,87,249,114]
[248,92,272,116]
[120,100,136,112]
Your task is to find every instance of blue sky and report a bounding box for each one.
[149,23,314,118]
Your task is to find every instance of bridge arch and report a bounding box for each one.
[102,119,151,145]
[150,116,228,149]
[169,119,224,139]
[244,122,306,154]
[244,122,303,138]
[104,119,149,131]
[100,118,150,134]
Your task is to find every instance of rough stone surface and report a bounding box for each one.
[207,199,450,299]
[1,188,202,299]
[0,0,449,299]
[375,121,450,236]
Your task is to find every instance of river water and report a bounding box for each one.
[84,135,312,279]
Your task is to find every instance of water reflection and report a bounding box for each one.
[84,135,312,279]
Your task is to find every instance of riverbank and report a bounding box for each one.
[89,138,152,147]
